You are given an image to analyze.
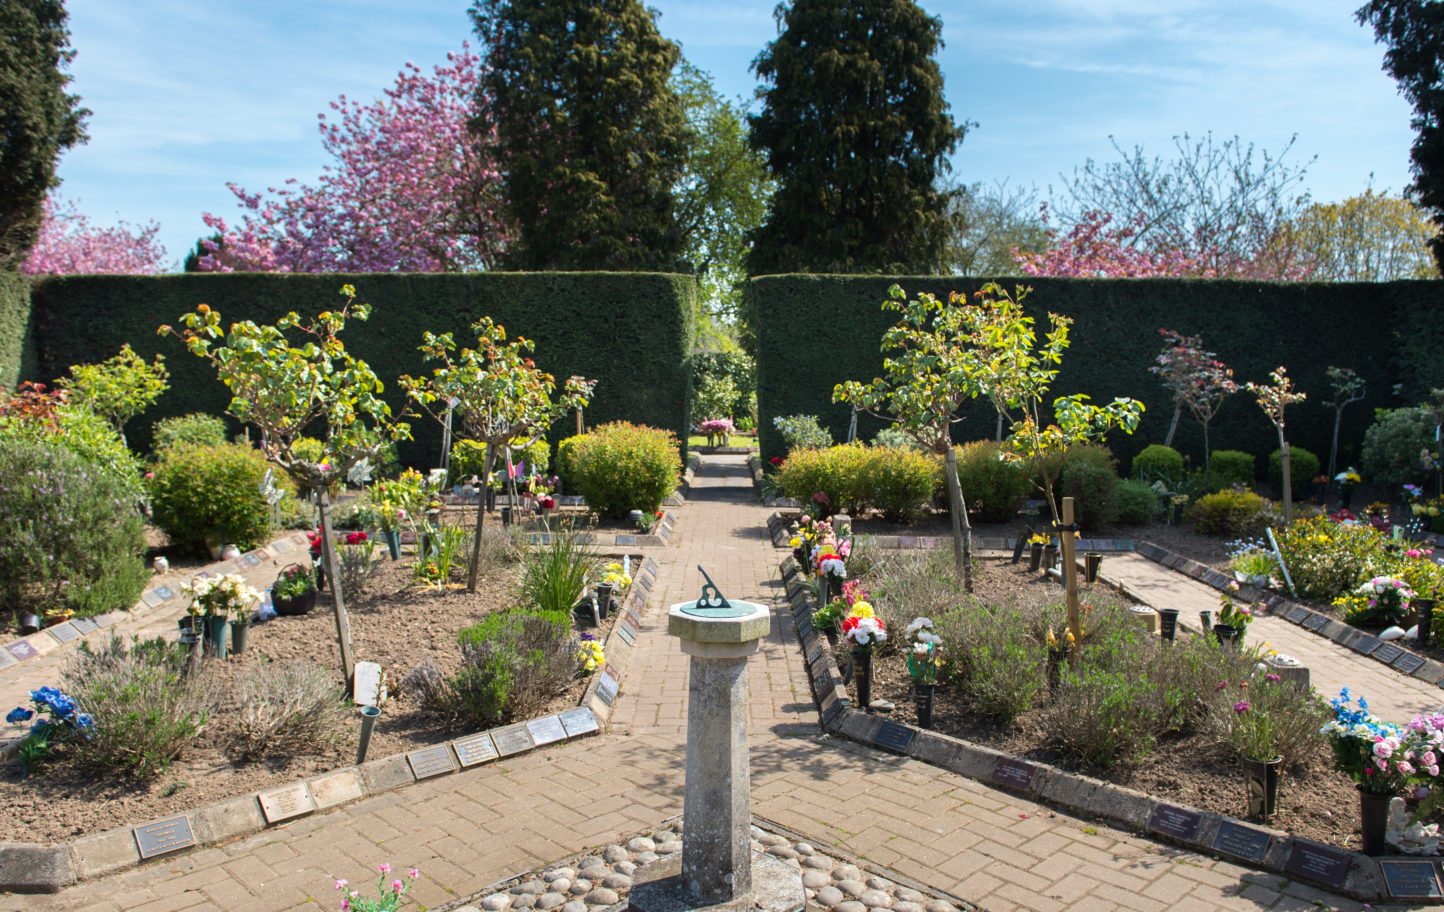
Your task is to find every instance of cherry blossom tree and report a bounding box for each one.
[1014,207,1204,278]
[21,194,167,275]
[199,45,508,273]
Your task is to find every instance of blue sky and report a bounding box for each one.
[57,0,1416,269]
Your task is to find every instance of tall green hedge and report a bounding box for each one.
[750,274,1438,472]
[24,273,695,466]
[0,271,32,391]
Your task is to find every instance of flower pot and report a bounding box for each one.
[1042,545,1058,571]
[1213,624,1243,648]
[377,530,401,560]
[1085,552,1102,583]
[914,683,935,729]
[595,583,615,619]
[1418,598,1437,646]
[1047,647,1069,694]
[18,612,40,635]
[500,506,513,527]
[204,615,229,660]
[1242,755,1282,820]
[1158,608,1180,642]
[231,621,249,655]
[1248,573,1270,588]
[205,538,224,561]
[1360,786,1392,855]
[273,588,317,617]
[853,647,873,711]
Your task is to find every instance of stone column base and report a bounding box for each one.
[628,851,803,912]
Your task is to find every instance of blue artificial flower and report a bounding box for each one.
[48,694,76,720]
[74,713,94,732]
[5,707,33,724]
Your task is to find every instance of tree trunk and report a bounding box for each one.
[467,444,498,593]
[943,446,974,592]
[1329,408,1343,479]
[1163,404,1181,448]
[317,487,356,688]
[1202,419,1212,475]
[1280,435,1294,525]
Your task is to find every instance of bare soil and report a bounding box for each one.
[840,558,1384,850]
[0,554,629,844]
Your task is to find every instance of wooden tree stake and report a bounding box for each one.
[1063,497,1081,648]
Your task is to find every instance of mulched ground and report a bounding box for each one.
[0,551,626,844]
[837,558,1378,850]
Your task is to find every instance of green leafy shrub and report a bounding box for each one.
[234,661,346,760]
[1268,446,1320,497]
[956,609,1045,724]
[64,636,218,779]
[1187,489,1276,538]
[1047,665,1172,767]
[953,440,1031,523]
[149,443,274,555]
[775,443,872,514]
[0,439,148,618]
[0,403,146,501]
[1361,406,1434,486]
[871,425,924,450]
[1207,450,1255,488]
[450,436,548,486]
[772,414,833,453]
[559,422,680,518]
[151,413,227,453]
[1031,443,1116,517]
[449,612,576,726]
[1060,459,1120,530]
[1276,514,1392,600]
[1131,444,1184,483]
[859,447,936,521]
[291,436,324,465]
[1114,479,1159,525]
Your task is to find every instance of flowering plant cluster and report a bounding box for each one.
[1026,532,1051,547]
[182,573,261,622]
[576,633,604,673]
[811,519,851,580]
[699,418,734,437]
[1322,690,1444,796]
[371,469,428,531]
[1044,626,1076,653]
[813,581,868,633]
[789,515,819,570]
[904,617,941,685]
[274,564,317,599]
[335,863,421,912]
[1227,539,1275,580]
[1216,581,1254,628]
[7,686,94,776]
[841,601,885,649]
[1351,575,1416,627]
[1221,675,1282,761]
[601,562,632,589]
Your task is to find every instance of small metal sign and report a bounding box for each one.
[1146,804,1202,841]
[1285,607,1310,624]
[874,721,914,754]
[134,816,195,859]
[92,613,115,628]
[406,745,457,780]
[1351,635,1383,656]
[988,758,1037,792]
[560,708,599,737]
[616,622,636,646]
[1211,821,1271,863]
[526,715,567,746]
[153,585,176,601]
[1303,614,1330,632]
[1283,841,1351,887]
[1396,653,1427,674]
[4,640,38,662]
[46,622,80,645]
[258,784,315,823]
[71,617,98,635]
[1372,642,1405,665]
[453,733,499,767]
[0,649,15,670]
[490,724,536,757]
[595,671,619,706]
[1382,859,1443,898]
[680,566,750,618]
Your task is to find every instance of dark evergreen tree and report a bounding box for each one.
[470,0,690,271]
[746,0,966,275]
[0,0,88,272]
[1358,0,1444,273]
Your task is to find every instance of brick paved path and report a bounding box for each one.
[13,456,1410,912]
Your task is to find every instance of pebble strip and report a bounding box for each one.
[442,821,977,912]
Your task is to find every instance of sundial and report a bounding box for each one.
[679,566,753,618]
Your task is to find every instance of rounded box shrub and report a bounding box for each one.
[1131,444,1183,483]
[1268,446,1320,498]
[151,413,227,453]
[0,438,149,618]
[1060,459,1120,530]
[149,443,275,556]
[860,446,936,522]
[1207,450,1255,489]
[952,440,1031,523]
[1115,479,1160,525]
[1361,406,1434,486]
[561,422,680,519]
[1187,489,1276,538]
[775,443,874,514]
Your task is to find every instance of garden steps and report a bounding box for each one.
[11,454,1407,912]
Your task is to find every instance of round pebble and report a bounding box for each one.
[656,840,682,854]
[802,856,831,871]
[816,886,846,906]
[750,825,765,839]
[560,902,588,912]
[544,869,575,884]
[634,851,659,865]
[832,865,863,883]
[511,895,537,909]
[767,846,799,860]
[836,902,868,912]
[585,889,619,906]
[548,879,571,895]
[795,842,816,856]
[837,879,867,899]
[801,871,831,890]
[866,877,893,891]
[567,880,592,896]
[601,874,632,891]
[895,890,924,904]
[515,881,546,895]
[892,902,924,912]
[924,902,958,912]
[860,890,893,907]
[602,846,628,864]
[626,837,656,853]
[577,857,606,873]
[613,861,637,877]
[481,895,511,911]
[535,894,566,910]
[758,833,789,847]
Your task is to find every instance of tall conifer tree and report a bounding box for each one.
[0,0,88,272]
[471,0,690,271]
[746,0,965,275]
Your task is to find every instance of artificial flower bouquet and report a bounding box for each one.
[904,616,941,685]
[841,601,885,650]
[1322,689,1442,796]
[183,573,261,622]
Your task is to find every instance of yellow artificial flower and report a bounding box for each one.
[848,601,875,619]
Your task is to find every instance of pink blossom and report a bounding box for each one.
[378,863,390,875]
[408,869,421,880]
[335,879,348,890]
[392,880,403,892]
[21,194,168,275]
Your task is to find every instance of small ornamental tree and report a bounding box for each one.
[1246,367,1307,524]
[1323,366,1367,478]
[401,318,592,592]
[1149,329,1237,471]
[22,194,168,275]
[159,285,409,686]
[57,343,168,446]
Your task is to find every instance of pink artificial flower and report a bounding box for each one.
[839,540,852,558]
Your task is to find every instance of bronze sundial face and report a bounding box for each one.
[679,565,752,618]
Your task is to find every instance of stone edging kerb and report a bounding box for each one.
[1135,541,1444,689]
[0,557,663,894]
[777,555,1416,905]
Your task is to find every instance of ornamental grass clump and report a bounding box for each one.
[234,660,348,760]
[518,526,598,618]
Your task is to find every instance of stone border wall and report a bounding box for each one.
[777,555,1413,905]
[0,559,662,894]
